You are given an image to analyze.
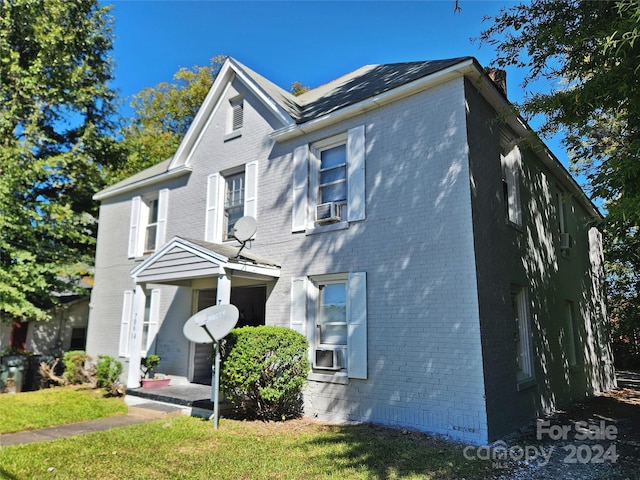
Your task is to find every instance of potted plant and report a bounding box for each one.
[140,355,171,388]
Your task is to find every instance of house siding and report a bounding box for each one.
[464,78,615,441]
[87,60,612,445]
[257,78,488,443]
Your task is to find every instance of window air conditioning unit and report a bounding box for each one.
[314,348,344,370]
[560,232,574,250]
[315,202,342,224]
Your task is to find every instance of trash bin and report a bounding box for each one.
[0,355,26,393]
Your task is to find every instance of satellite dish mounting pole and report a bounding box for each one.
[212,340,221,429]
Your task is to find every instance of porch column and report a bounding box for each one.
[216,270,231,305]
[126,284,147,388]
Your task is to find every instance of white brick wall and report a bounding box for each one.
[89,75,489,443]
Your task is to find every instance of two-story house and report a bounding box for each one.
[86,56,615,444]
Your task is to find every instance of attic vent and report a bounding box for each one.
[230,98,243,131]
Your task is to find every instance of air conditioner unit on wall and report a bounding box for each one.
[315,202,342,224]
[314,348,344,370]
[560,232,574,250]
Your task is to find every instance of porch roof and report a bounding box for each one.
[131,236,281,284]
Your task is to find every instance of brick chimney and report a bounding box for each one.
[484,67,507,96]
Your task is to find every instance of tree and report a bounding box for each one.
[0,0,119,322]
[111,56,226,182]
[479,0,640,365]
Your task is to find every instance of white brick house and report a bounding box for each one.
[86,57,615,443]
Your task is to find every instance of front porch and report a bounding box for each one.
[125,379,232,418]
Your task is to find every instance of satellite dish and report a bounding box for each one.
[183,304,239,343]
[232,216,257,242]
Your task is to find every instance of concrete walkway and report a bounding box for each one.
[0,402,183,447]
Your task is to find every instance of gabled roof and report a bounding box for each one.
[293,58,474,123]
[92,56,600,220]
[131,236,280,285]
[94,56,479,200]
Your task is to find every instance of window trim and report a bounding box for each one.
[511,285,535,386]
[226,96,244,139]
[205,161,258,243]
[128,189,168,259]
[291,125,366,233]
[290,272,367,381]
[564,300,580,368]
[501,144,522,227]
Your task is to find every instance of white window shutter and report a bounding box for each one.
[156,189,169,249]
[347,272,367,379]
[147,289,161,352]
[128,196,141,258]
[290,277,307,335]
[347,125,366,222]
[119,290,133,357]
[292,145,309,232]
[244,160,258,220]
[205,173,220,242]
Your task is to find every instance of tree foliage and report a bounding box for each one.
[110,55,226,182]
[479,0,640,365]
[0,0,119,321]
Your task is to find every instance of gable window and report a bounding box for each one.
[128,189,168,258]
[205,161,258,243]
[226,96,243,137]
[511,285,534,386]
[290,272,367,381]
[501,144,522,226]
[292,125,365,233]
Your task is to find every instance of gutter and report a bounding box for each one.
[93,164,192,201]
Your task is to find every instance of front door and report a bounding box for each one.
[191,286,267,385]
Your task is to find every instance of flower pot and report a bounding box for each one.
[141,377,171,389]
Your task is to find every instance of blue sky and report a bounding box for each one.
[106,0,568,166]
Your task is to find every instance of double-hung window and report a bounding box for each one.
[223,172,245,241]
[290,272,367,380]
[128,189,169,258]
[564,300,580,368]
[205,161,258,243]
[511,285,535,386]
[501,144,522,226]
[292,125,365,232]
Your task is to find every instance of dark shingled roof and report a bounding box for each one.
[233,57,475,124]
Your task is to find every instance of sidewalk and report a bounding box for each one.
[0,402,183,447]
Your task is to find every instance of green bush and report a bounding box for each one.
[95,355,123,395]
[62,350,92,385]
[221,326,310,421]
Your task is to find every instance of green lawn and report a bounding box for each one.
[0,386,127,434]
[0,387,500,479]
[0,416,498,479]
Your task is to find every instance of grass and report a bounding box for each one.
[0,417,498,479]
[0,386,127,434]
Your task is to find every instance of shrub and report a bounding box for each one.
[140,354,161,379]
[62,350,93,385]
[95,355,124,395]
[221,326,310,421]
